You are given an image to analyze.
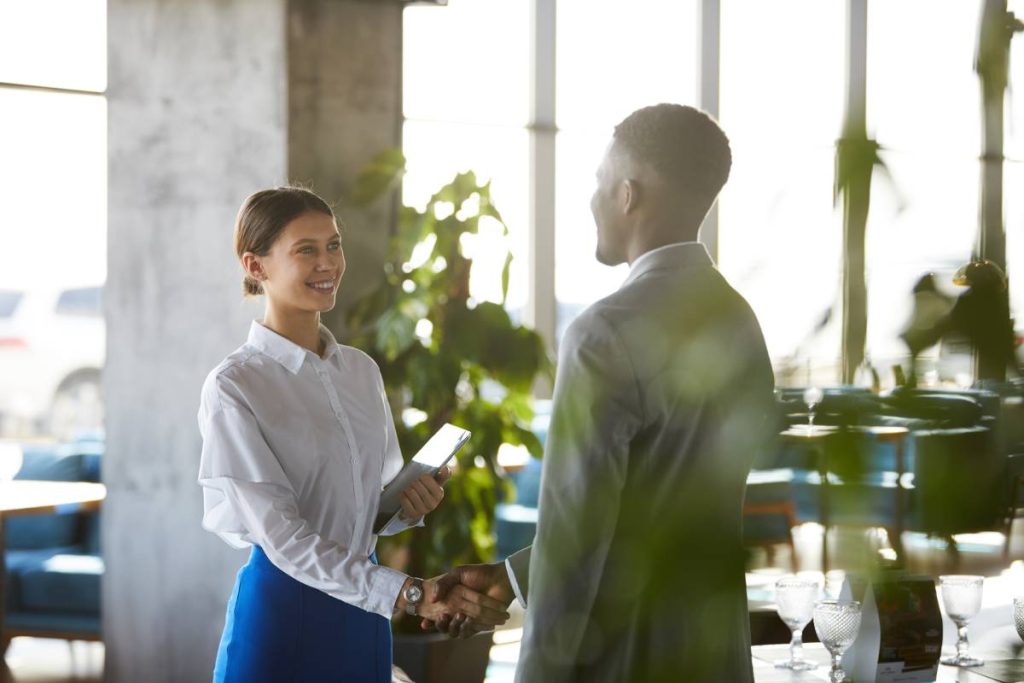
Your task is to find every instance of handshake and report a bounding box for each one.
[414,561,516,639]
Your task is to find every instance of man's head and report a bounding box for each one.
[591,104,731,266]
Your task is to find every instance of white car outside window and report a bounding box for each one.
[0,285,104,439]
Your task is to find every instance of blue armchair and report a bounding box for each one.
[2,439,103,648]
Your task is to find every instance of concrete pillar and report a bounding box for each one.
[287,0,403,334]
[105,1,402,680]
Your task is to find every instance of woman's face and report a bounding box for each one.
[253,211,345,314]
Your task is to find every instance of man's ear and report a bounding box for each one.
[621,179,639,215]
[242,252,265,281]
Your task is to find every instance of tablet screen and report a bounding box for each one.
[412,423,471,468]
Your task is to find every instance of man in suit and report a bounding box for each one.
[427,104,774,683]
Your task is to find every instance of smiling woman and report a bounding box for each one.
[198,185,510,682]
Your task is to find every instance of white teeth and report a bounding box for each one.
[307,280,334,291]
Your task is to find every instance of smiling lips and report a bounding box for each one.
[306,278,336,294]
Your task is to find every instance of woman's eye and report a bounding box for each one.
[300,247,314,255]
[328,242,341,251]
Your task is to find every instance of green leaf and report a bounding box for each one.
[351,149,406,207]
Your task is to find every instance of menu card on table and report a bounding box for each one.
[842,573,943,683]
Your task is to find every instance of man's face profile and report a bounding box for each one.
[590,141,628,266]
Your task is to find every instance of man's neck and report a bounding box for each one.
[626,230,699,266]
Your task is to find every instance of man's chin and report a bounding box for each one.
[595,248,625,267]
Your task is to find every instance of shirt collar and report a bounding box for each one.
[247,320,341,374]
[622,241,714,288]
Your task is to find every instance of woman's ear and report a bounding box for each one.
[242,252,265,281]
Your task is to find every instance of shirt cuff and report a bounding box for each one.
[367,564,409,619]
[505,556,527,609]
[378,513,425,537]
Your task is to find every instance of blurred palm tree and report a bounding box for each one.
[835,1,889,384]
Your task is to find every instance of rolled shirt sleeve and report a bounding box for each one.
[216,475,407,619]
[198,379,407,619]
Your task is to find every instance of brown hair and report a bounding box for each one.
[233,186,336,296]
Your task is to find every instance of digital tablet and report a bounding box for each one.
[373,423,471,533]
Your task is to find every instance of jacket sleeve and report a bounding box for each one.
[515,311,643,683]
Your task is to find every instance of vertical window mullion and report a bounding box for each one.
[529,0,557,375]
[698,0,721,262]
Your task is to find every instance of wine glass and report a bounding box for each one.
[773,575,820,671]
[813,599,862,683]
[803,386,824,430]
[1013,596,1024,642]
[939,575,984,667]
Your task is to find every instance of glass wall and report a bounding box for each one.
[402,0,531,316]
[405,0,1023,386]
[555,0,699,339]
[718,0,846,384]
[0,1,107,439]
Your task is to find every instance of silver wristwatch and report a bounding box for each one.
[404,578,424,616]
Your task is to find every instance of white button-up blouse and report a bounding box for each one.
[197,321,414,618]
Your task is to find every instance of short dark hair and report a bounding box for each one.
[613,104,731,203]
[234,186,335,296]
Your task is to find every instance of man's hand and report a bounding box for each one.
[421,563,515,638]
[398,465,452,521]
[414,574,510,630]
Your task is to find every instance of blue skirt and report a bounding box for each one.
[213,546,392,683]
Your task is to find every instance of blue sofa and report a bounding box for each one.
[2,439,103,647]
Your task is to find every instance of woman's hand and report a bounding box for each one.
[398,466,452,521]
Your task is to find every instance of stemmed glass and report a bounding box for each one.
[813,599,862,683]
[939,575,984,667]
[1013,596,1024,642]
[803,387,824,431]
[773,576,821,671]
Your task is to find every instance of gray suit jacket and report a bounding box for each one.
[512,243,774,683]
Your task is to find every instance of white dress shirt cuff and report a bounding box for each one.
[505,556,527,609]
[367,564,409,618]
[378,513,425,537]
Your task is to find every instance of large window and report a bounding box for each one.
[403,0,1023,386]
[0,1,107,439]
[403,0,531,315]
[555,0,699,338]
[862,0,984,381]
[718,0,846,382]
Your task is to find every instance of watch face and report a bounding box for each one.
[406,584,423,603]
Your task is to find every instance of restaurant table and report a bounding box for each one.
[779,424,910,570]
[0,480,106,677]
[751,570,1024,682]
[753,643,1024,682]
[779,424,839,571]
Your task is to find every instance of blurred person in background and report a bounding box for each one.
[899,272,954,385]
[900,260,1017,384]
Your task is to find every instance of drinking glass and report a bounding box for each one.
[939,575,984,667]
[813,599,862,683]
[773,576,820,671]
[803,386,824,430]
[1013,596,1024,642]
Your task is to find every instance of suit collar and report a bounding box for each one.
[247,320,341,374]
[622,242,714,288]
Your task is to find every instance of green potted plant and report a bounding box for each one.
[347,151,552,683]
